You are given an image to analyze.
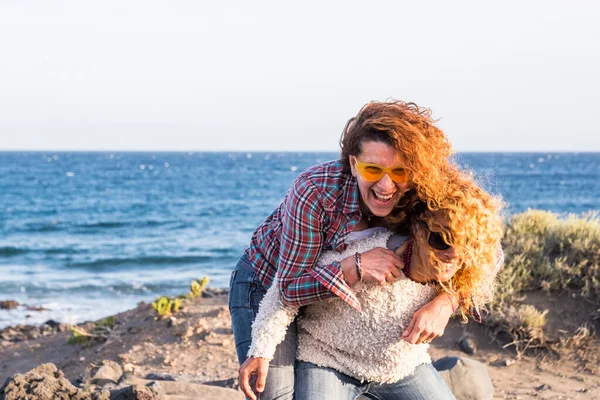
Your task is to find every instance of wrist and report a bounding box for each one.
[435,292,459,313]
[340,258,359,285]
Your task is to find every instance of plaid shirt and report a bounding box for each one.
[246,160,365,310]
[245,160,506,312]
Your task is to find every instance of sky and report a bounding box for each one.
[1,1,599,152]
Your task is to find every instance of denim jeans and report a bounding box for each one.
[229,254,296,400]
[295,361,456,400]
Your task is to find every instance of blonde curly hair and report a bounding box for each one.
[409,170,504,320]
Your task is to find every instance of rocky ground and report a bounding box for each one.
[1,289,599,399]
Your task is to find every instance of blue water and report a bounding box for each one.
[1,151,599,328]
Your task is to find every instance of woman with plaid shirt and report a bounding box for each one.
[229,100,500,399]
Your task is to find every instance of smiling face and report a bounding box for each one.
[349,141,410,218]
[412,220,461,283]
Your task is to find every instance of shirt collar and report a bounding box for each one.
[339,175,361,215]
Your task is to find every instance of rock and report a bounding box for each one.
[163,357,176,367]
[91,360,123,386]
[167,317,178,328]
[44,320,70,332]
[110,384,163,400]
[457,336,477,355]
[123,363,136,373]
[0,363,110,400]
[44,319,61,329]
[75,367,92,388]
[503,358,516,367]
[0,320,70,343]
[145,382,163,396]
[25,305,48,312]
[195,318,208,334]
[128,327,141,334]
[119,375,243,400]
[204,377,238,389]
[145,373,176,381]
[177,325,194,341]
[433,356,494,400]
[0,301,19,310]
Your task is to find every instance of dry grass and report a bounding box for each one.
[485,209,600,356]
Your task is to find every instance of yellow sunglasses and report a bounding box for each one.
[354,160,409,183]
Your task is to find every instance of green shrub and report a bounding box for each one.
[487,303,549,358]
[487,210,600,355]
[494,210,600,307]
[67,316,117,345]
[95,315,116,329]
[67,328,89,345]
[190,276,209,298]
[152,296,182,316]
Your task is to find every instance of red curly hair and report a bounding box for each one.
[340,100,457,214]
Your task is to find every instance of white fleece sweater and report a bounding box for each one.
[248,229,437,384]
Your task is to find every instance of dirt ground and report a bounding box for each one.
[1,291,599,399]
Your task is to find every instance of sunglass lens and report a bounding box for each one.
[428,231,451,251]
[390,168,408,183]
[361,165,384,181]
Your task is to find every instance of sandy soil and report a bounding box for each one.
[1,290,598,400]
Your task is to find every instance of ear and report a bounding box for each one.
[349,156,357,177]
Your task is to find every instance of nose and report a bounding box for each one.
[438,247,458,263]
[375,173,395,192]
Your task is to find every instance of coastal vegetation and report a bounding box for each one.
[485,210,600,357]
[150,276,210,317]
[67,316,117,346]
[65,277,211,345]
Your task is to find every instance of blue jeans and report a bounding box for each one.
[229,254,296,400]
[295,361,456,400]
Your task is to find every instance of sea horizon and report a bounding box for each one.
[1,151,599,328]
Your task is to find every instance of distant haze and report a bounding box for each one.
[1,1,599,152]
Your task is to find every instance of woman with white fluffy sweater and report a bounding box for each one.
[239,172,504,400]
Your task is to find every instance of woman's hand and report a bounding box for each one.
[358,247,405,285]
[402,292,456,344]
[239,356,269,400]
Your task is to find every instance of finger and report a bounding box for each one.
[256,364,269,393]
[402,315,417,340]
[405,327,422,344]
[394,241,408,257]
[405,319,427,344]
[388,254,406,269]
[415,332,429,344]
[419,333,436,345]
[239,369,256,400]
[390,266,403,278]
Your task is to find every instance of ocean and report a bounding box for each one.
[1,151,599,328]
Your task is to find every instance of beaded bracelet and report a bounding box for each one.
[353,252,363,282]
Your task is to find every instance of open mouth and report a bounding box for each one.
[372,190,396,205]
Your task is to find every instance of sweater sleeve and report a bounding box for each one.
[277,178,360,310]
[247,282,300,360]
